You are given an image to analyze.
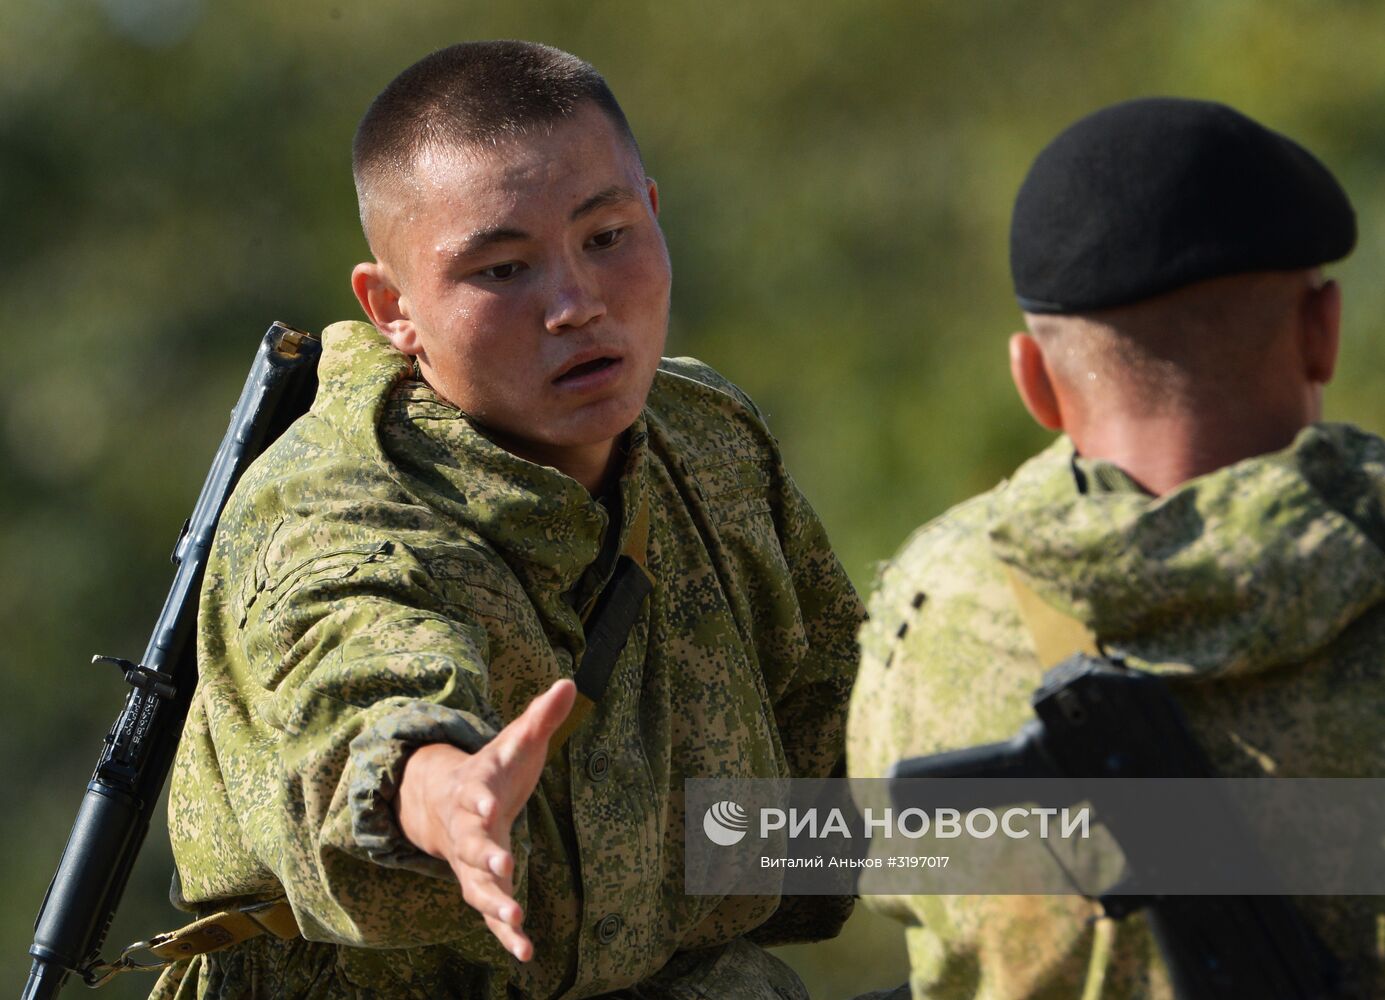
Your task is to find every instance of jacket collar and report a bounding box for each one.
[315,321,650,599]
[989,424,1385,675]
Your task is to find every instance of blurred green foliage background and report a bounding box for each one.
[5,1,1385,997]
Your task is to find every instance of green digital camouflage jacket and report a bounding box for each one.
[154,321,862,1000]
[849,423,1385,999]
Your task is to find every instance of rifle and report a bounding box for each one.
[888,653,1341,999]
[23,323,321,1000]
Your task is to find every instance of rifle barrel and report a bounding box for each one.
[21,323,320,997]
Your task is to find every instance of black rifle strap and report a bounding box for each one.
[574,555,654,702]
[548,491,654,756]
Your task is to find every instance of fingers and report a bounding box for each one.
[524,678,578,741]
[468,781,498,827]
[451,684,573,962]
[494,679,577,767]
[447,807,513,879]
[445,842,531,958]
[409,682,577,962]
[441,784,538,960]
[485,914,534,962]
[455,855,518,923]
[458,865,532,961]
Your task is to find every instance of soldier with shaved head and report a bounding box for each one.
[155,41,862,999]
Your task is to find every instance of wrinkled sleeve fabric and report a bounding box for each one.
[766,464,863,783]
[747,438,865,945]
[205,510,520,957]
[683,368,863,784]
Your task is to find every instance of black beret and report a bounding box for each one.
[1010,97,1356,314]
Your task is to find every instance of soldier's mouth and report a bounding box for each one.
[554,356,620,385]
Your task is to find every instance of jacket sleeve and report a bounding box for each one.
[202,509,523,958]
[668,362,864,782]
[765,466,863,782]
[659,366,866,945]
[749,451,865,945]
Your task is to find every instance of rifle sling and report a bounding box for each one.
[132,494,654,970]
[143,900,299,963]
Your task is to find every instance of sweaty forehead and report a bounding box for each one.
[422,115,639,199]
[364,109,643,265]
[414,144,569,208]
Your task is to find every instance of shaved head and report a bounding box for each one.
[1026,270,1322,414]
[352,41,639,262]
[1008,266,1342,493]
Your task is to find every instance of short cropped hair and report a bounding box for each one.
[1027,270,1313,412]
[353,41,637,252]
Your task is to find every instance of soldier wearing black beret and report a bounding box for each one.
[850,98,1385,997]
[1010,96,1355,316]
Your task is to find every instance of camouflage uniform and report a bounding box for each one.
[849,423,1385,999]
[155,321,862,999]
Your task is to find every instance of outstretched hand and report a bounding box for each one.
[395,679,577,961]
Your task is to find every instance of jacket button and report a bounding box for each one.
[586,748,610,782]
[596,913,622,944]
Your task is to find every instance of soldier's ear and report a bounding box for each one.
[352,261,424,356]
[1009,332,1064,431]
[1300,277,1341,386]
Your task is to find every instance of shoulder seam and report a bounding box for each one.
[655,358,765,422]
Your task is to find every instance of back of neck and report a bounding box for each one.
[1071,411,1310,495]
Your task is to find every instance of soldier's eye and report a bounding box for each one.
[481,262,523,281]
[588,228,625,250]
